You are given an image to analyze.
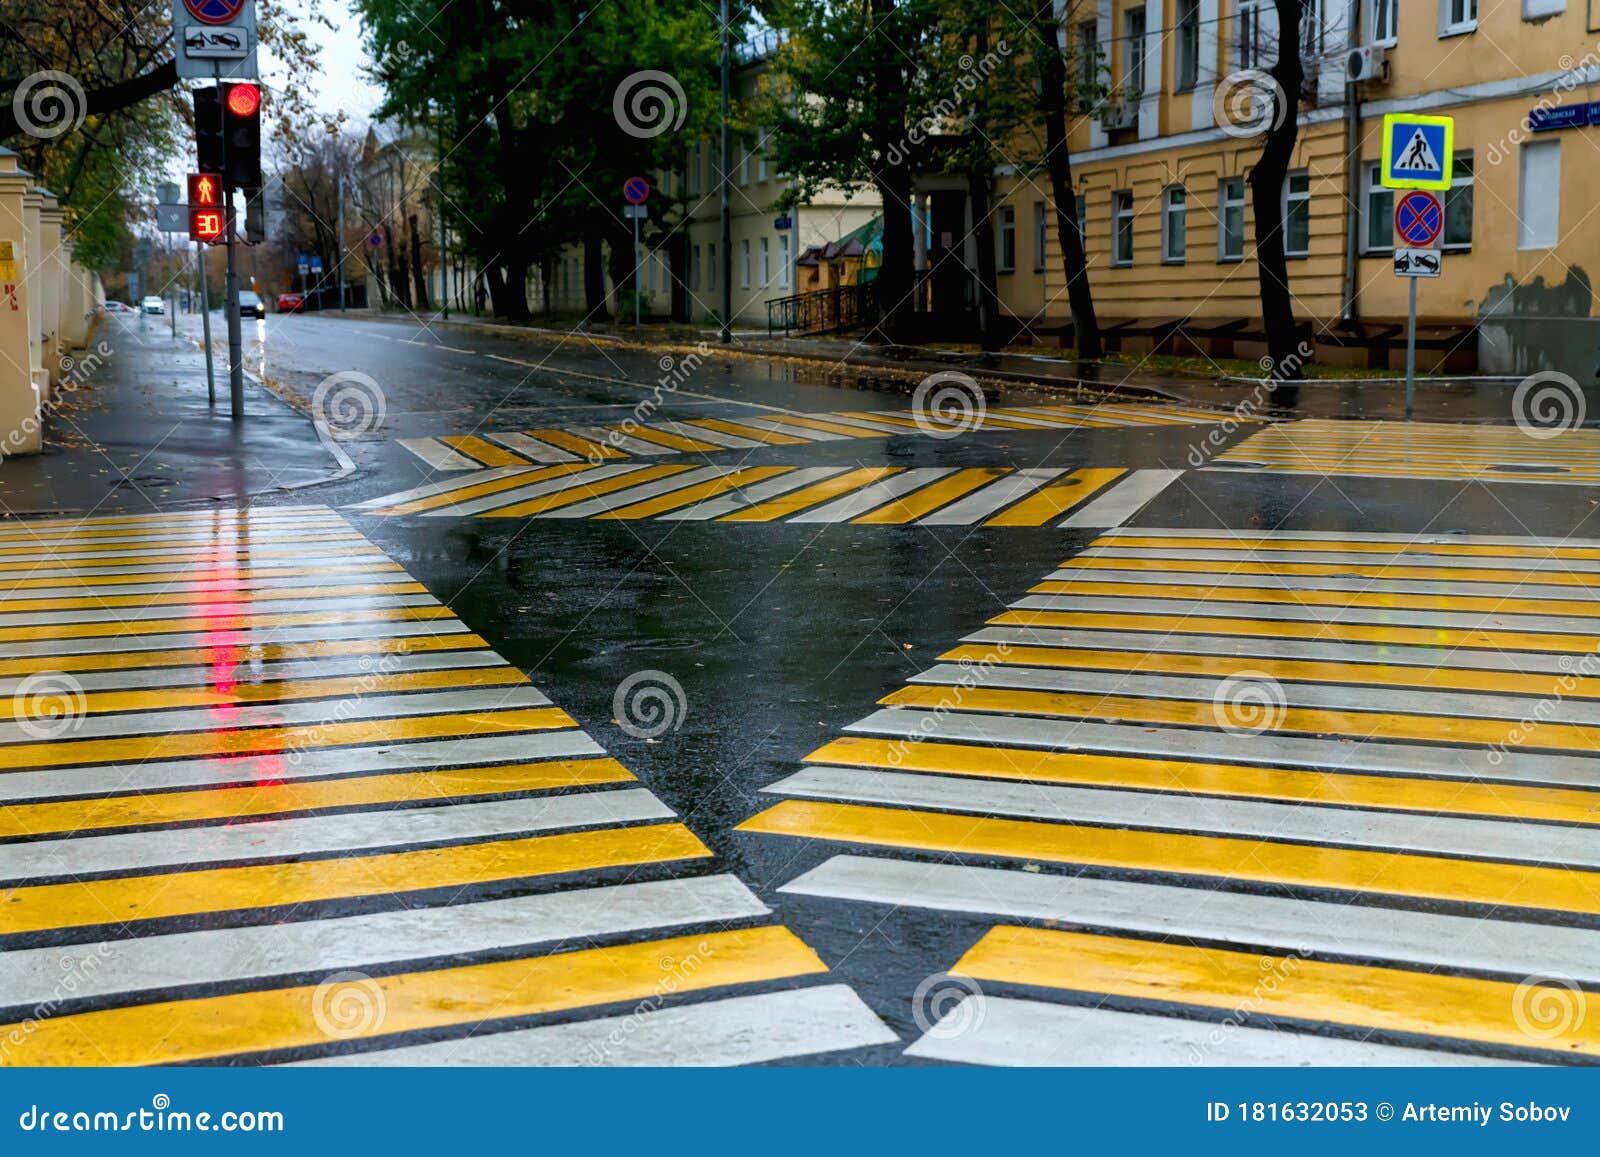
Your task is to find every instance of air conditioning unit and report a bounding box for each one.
[1345,45,1389,83]
[1100,100,1139,132]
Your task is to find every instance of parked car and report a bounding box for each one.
[276,293,305,313]
[237,290,264,319]
[140,295,164,315]
[103,301,135,314]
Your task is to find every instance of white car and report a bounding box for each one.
[140,296,164,315]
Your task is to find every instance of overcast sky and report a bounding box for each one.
[267,0,384,123]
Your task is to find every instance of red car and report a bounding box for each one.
[276,293,306,313]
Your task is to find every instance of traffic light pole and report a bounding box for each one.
[198,243,215,405]
[225,197,244,421]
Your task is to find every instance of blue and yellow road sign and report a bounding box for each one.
[1381,113,1454,190]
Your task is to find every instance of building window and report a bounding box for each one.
[760,236,771,285]
[691,244,702,291]
[1175,0,1200,91]
[708,243,717,291]
[689,145,701,195]
[1123,9,1146,98]
[1371,0,1398,44]
[1362,162,1394,252]
[1443,154,1473,250]
[1076,21,1098,98]
[1238,0,1262,69]
[1033,201,1048,271]
[740,239,751,288]
[778,233,791,289]
[997,205,1016,272]
[738,143,750,186]
[1111,190,1134,266]
[1218,178,1246,261]
[758,130,771,181]
[1523,0,1565,16]
[1440,0,1477,35]
[1302,0,1325,56]
[1162,186,1186,263]
[1284,170,1310,258]
[1519,139,1561,250]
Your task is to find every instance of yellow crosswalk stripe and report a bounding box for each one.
[0,706,575,772]
[938,641,1600,700]
[379,464,595,516]
[2,926,824,1065]
[1059,555,1600,588]
[0,665,526,722]
[685,417,811,445]
[881,683,1595,751]
[0,604,455,644]
[0,758,636,838]
[983,468,1124,527]
[804,735,1600,826]
[0,563,407,591]
[1028,578,1600,618]
[955,926,1600,1057]
[852,469,1010,525]
[0,634,486,679]
[721,468,902,522]
[835,410,923,430]
[606,424,723,452]
[596,466,795,520]
[487,464,696,517]
[1105,534,1600,560]
[439,435,535,467]
[0,545,389,574]
[524,429,629,460]
[0,531,367,558]
[0,580,426,615]
[761,413,889,438]
[0,509,346,533]
[0,821,709,935]
[990,608,1600,654]
[0,522,346,547]
[739,799,1600,914]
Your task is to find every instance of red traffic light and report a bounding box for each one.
[225,83,260,118]
[188,173,221,206]
[190,207,226,243]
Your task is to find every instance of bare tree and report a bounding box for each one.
[1245,0,1307,378]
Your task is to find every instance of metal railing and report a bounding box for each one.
[766,283,877,336]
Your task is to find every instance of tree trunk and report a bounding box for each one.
[582,230,610,321]
[1249,0,1307,380]
[866,0,913,343]
[408,215,431,311]
[607,226,636,319]
[1033,0,1101,358]
[485,264,508,317]
[503,256,531,322]
[968,168,1001,352]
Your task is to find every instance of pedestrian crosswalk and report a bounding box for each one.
[399,402,1240,470]
[0,504,894,1066]
[1211,418,1600,484]
[353,464,1186,527]
[741,526,1600,1065]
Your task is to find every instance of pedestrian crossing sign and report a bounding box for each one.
[1381,113,1454,190]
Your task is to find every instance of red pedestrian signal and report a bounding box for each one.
[188,173,221,206]
[225,83,260,118]
[191,207,226,243]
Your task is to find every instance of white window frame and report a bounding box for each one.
[759,236,771,286]
[1123,9,1147,98]
[1111,190,1135,267]
[708,242,717,291]
[1161,185,1187,264]
[1442,153,1473,251]
[1523,0,1565,17]
[1218,177,1246,262]
[1440,0,1477,36]
[1301,0,1325,56]
[1076,21,1098,99]
[1175,0,1200,92]
[757,130,771,181]
[1518,139,1561,250]
[738,143,750,186]
[1371,0,1398,45]
[1283,170,1311,258]
[691,244,702,292]
[778,233,791,289]
[740,239,751,289]
[1033,200,1048,271]
[997,205,1016,273]
[1238,0,1262,69]
[689,145,701,195]
[1361,162,1394,253]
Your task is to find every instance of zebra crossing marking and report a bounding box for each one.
[0,504,889,1067]
[739,526,1600,1065]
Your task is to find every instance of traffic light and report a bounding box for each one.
[224,82,262,190]
[243,186,265,244]
[190,205,226,244]
[194,87,224,175]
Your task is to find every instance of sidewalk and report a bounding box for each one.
[0,312,345,517]
[342,308,1576,425]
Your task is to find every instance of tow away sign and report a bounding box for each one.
[1382,113,1454,190]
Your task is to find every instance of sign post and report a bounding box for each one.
[623,177,650,328]
[1382,115,1453,419]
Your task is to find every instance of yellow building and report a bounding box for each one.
[976,0,1596,373]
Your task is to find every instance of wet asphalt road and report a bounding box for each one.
[143,311,1600,1063]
